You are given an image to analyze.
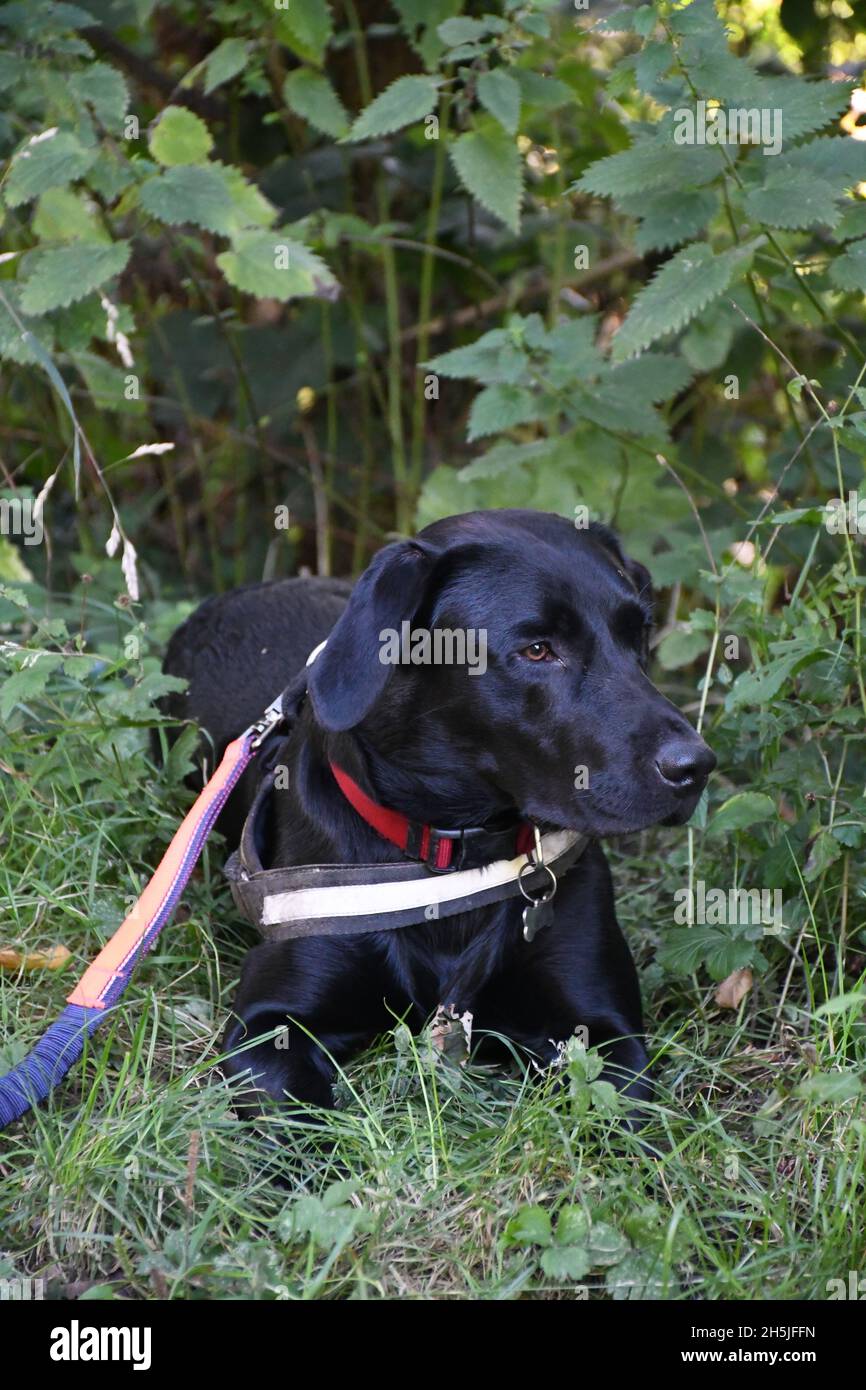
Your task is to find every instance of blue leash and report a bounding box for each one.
[0,697,284,1130]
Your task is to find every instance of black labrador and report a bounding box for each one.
[161,509,715,1113]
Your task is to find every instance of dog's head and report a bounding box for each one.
[307,509,714,835]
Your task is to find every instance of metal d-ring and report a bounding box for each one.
[518,853,557,906]
[518,859,557,904]
[518,834,558,942]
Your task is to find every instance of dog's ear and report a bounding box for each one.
[587,522,655,660]
[588,522,653,601]
[307,538,438,731]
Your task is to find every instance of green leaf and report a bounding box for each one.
[512,69,573,111]
[459,438,561,482]
[605,353,695,403]
[744,171,842,230]
[4,131,97,208]
[0,2,98,35]
[476,68,521,134]
[203,38,249,94]
[804,830,842,882]
[590,1078,623,1114]
[607,1250,667,1301]
[675,41,768,108]
[392,0,462,72]
[707,792,777,839]
[758,75,851,142]
[18,241,131,314]
[779,136,866,184]
[214,164,277,230]
[216,231,339,302]
[658,927,757,981]
[425,327,528,384]
[0,547,33,588]
[554,1205,590,1246]
[672,13,845,147]
[832,823,863,849]
[280,1192,372,1247]
[0,658,62,721]
[577,138,723,202]
[814,991,866,1017]
[503,1205,552,1247]
[0,53,26,91]
[568,384,663,439]
[86,149,137,201]
[835,203,866,243]
[597,5,653,34]
[275,0,334,67]
[346,75,440,142]
[656,626,712,671]
[587,1223,629,1268]
[726,640,821,707]
[139,164,236,234]
[611,240,762,362]
[681,300,736,371]
[69,61,129,127]
[450,123,523,233]
[520,12,550,39]
[796,1071,862,1104]
[544,317,604,381]
[53,296,113,352]
[467,384,540,440]
[284,68,349,139]
[438,16,496,46]
[33,186,109,243]
[630,187,718,254]
[0,286,54,363]
[72,349,141,411]
[829,242,866,293]
[539,1245,591,1281]
[149,105,213,166]
[633,39,673,92]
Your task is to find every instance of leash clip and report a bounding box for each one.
[248,695,286,751]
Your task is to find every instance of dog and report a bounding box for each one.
[161,509,715,1113]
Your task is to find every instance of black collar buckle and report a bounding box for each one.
[423,822,525,874]
[423,825,481,874]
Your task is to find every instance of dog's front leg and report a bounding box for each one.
[220,936,399,1115]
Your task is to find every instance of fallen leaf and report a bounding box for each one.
[715,967,753,1009]
[0,943,71,971]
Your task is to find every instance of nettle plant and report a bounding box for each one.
[652,547,866,989]
[0,2,337,382]
[419,310,696,534]
[419,0,866,533]
[0,0,603,544]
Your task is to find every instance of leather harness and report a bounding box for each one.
[225,668,590,943]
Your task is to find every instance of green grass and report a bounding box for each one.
[1,676,864,1301]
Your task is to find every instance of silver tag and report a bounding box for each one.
[522,898,555,942]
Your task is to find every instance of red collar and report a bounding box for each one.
[329,763,534,873]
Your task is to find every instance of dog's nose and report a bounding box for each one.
[655,738,716,791]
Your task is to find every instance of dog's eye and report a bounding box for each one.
[520,641,555,662]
